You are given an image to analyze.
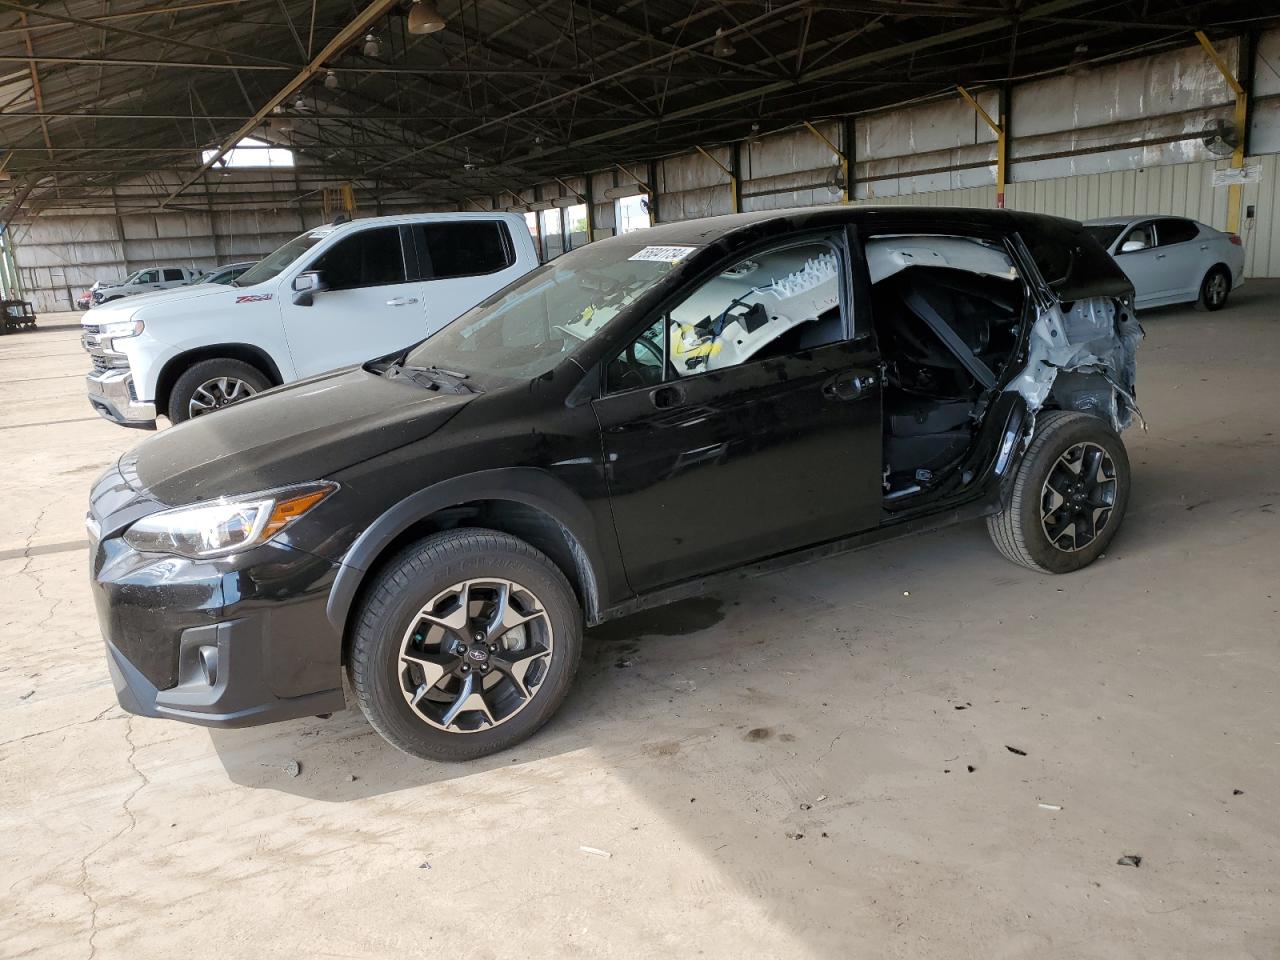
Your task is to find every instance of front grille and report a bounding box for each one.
[91,353,127,373]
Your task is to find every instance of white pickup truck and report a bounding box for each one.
[82,212,538,427]
[91,265,204,305]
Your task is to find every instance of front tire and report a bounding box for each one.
[987,411,1130,573]
[168,358,269,424]
[347,528,583,762]
[1196,266,1230,311]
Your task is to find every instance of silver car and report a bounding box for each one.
[1083,216,1245,311]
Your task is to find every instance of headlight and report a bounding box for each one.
[123,482,336,558]
[99,319,144,350]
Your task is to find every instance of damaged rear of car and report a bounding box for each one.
[863,212,1140,572]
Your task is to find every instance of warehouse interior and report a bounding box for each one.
[3,2,1280,958]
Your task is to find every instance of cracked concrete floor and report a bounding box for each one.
[2,298,1278,960]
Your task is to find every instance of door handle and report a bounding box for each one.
[386,297,420,306]
[824,370,877,401]
[650,384,686,409]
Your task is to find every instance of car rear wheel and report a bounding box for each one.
[1196,266,1230,311]
[987,411,1130,573]
[347,528,583,762]
[168,358,269,424]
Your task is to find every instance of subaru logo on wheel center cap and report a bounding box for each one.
[467,648,488,662]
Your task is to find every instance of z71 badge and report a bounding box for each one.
[235,293,274,304]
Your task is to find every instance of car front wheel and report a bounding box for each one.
[987,411,1131,573]
[168,358,269,424]
[348,528,583,762]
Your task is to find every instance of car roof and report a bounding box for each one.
[1083,215,1203,227]
[317,210,529,234]
[603,204,1081,249]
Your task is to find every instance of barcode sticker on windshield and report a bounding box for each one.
[629,245,696,264]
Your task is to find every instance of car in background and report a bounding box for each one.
[187,261,257,286]
[88,206,1142,761]
[92,266,203,306]
[1084,216,1244,311]
[81,213,538,427]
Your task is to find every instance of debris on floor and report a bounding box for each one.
[785,831,804,840]
[1038,803,1063,811]
[1116,854,1142,868]
[1232,788,1244,796]
[579,846,612,859]
[967,765,977,773]
[19,689,34,700]
[1006,745,1028,756]
[285,759,301,778]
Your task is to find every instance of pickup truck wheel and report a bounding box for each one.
[168,358,269,423]
[987,411,1130,573]
[1196,266,1230,311]
[348,528,583,762]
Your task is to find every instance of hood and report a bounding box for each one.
[85,283,233,321]
[119,366,475,504]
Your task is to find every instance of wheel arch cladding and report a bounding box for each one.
[155,344,284,416]
[327,468,607,653]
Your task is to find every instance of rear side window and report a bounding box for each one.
[310,226,407,290]
[1025,234,1073,288]
[136,270,159,283]
[1156,218,1200,246]
[163,268,185,282]
[413,221,515,280]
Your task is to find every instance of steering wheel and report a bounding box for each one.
[609,334,665,391]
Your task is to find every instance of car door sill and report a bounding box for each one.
[595,494,997,625]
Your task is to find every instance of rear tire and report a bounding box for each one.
[987,411,1130,573]
[347,528,583,762]
[168,358,269,424]
[1196,266,1230,311]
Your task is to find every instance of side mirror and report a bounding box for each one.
[1119,239,1146,253]
[291,271,326,306]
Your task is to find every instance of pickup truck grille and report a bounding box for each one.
[82,323,101,335]
[90,352,128,373]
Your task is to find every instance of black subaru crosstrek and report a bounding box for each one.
[89,206,1141,761]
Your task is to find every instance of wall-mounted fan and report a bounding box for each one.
[1202,119,1240,157]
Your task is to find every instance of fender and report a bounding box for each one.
[325,466,614,634]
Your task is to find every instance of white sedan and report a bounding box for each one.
[1083,216,1245,311]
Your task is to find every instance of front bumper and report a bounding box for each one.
[86,368,156,428]
[89,467,348,728]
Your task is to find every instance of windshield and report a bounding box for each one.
[235,229,334,287]
[402,240,695,380]
[1084,224,1126,250]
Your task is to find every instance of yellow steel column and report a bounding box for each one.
[803,121,848,203]
[1196,31,1248,234]
[957,85,1005,208]
[694,145,738,214]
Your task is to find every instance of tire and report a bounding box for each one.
[987,411,1131,574]
[1195,265,1230,312]
[168,357,270,424]
[347,528,583,762]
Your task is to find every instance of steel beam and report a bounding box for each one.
[1196,30,1248,233]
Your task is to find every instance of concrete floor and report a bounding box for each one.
[2,293,1278,960]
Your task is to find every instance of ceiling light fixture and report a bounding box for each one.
[362,33,383,57]
[712,27,736,59]
[323,69,340,90]
[293,94,308,110]
[407,0,446,35]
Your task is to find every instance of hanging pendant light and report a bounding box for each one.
[323,69,340,90]
[407,0,446,35]
[362,33,383,57]
[712,27,736,59]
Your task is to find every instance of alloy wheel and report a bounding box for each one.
[188,376,258,417]
[1207,271,1228,307]
[397,578,554,733]
[1040,441,1117,552]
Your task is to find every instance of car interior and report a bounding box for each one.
[867,235,1027,504]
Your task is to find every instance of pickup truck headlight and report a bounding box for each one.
[97,319,144,352]
[123,482,336,558]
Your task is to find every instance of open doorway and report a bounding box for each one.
[866,235,1029,505]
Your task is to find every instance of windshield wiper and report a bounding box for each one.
[379,362,479,394]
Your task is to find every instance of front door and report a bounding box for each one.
[1113,220,1182,304]
[592,234,884,594]
[285,224,429,377]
